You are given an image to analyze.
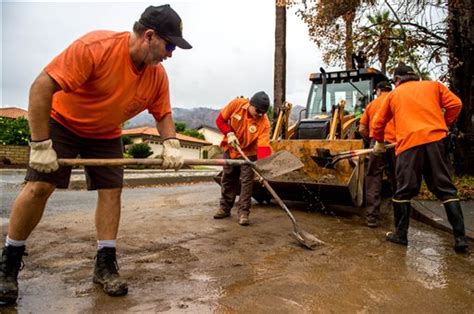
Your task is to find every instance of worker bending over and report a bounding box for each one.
[214,92,272,226]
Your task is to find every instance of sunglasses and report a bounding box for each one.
[255,108,266,115]
[155,33,176,52]
[165,42,176,53]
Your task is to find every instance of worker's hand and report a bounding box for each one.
[162,138,184,170]
[29,139,59,173]
[226,132,239,148]
[373,141,386,156]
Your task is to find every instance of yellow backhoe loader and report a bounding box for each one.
[251,67,390,207]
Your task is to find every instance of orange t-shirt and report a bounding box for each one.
[359,92,396,143]
[219,98,271,159]
[372,81,462,155]
[45,30,171,139]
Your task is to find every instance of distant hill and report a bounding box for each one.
[126,105,306,129]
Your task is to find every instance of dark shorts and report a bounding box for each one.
[26,118,124,190]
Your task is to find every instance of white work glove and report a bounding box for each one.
[162,138,184,169]
[373,141,386,156]
[226,132,240,148]
[29,139,59,173]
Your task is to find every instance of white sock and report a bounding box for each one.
[97,240,116,250]
[5,235,26,247]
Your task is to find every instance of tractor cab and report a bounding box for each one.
[295,68,389,140]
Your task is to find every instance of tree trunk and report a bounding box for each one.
[343,9,355,69]
[448,0,474,174]
[274,1,287,119]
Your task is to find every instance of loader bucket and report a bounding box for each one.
[253,139,366,207]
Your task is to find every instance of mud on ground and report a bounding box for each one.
[2,182,474,313]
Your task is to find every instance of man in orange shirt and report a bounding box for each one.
[372,63,468,253]
[0,5,191,303]
[359,81,396,228]
[214,92,272,226]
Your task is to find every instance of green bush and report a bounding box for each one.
[0,117,30,146]
[122,135,133,145]
[127,143,153,158]
[181,129,205,140]
[175,122,186,132]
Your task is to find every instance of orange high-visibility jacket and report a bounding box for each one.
[359,92,396,143]
[372,81,462,155]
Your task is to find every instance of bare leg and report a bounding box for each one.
[93,188,128,296]
[95,188,122,240]
[8,181,55,240]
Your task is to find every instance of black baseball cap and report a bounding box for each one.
[139,4,192,49]
[250,91,270,112]
[393,63,415,77]
[375,81,392,92]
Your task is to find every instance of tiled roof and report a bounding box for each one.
[0,107,28,119]
[122,127,211,145]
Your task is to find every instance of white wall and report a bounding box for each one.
[129,136,203,159]
[198,127,223,146]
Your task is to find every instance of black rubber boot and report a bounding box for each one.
[386,202,410,246]
[93,247,128,296]
[0,245,26,305]
[444,201,469,252]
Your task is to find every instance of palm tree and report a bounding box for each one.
[274,0,287,119]
[363,10,393,74]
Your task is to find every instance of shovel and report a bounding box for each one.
[233,145,324,250]
[312,143,396,169]
[57,150,303,180]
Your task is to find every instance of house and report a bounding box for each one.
[122,127,212,159]
[196,125,225,159]
[0,107,29,165]
[196,125,223,146]
[0,107,28,119]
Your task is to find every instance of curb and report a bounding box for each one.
[411,200,474,241]
[1,169,221,190]
[68,175,218,189]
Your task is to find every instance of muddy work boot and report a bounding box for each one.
[385,201,410,246]
[0,245,26,305]
[213,208,231,219]
[444,201,469,253]
[238,213,250,226]
[366,216,378,228]
[93,247,128,296]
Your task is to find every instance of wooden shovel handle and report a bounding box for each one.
[58,158,249,167]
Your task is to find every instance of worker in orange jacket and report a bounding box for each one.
[214,92,272,226]
[372,63,468,252]
[359,81,396,228]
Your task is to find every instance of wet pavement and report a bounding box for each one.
[0,181,473,312]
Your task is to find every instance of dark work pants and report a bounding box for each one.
[219,152,256,215]
[365,146,396,219]
[393,139,458,202]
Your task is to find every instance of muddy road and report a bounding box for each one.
[1,182,473,313]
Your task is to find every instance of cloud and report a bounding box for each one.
[2,0,322,110]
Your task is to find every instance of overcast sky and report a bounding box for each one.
[1,0,326,110]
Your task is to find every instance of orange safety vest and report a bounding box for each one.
[219,98,271,159]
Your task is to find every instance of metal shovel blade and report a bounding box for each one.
[293,230,325,250]
[311,148,334,169]
[255,150,304,179]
